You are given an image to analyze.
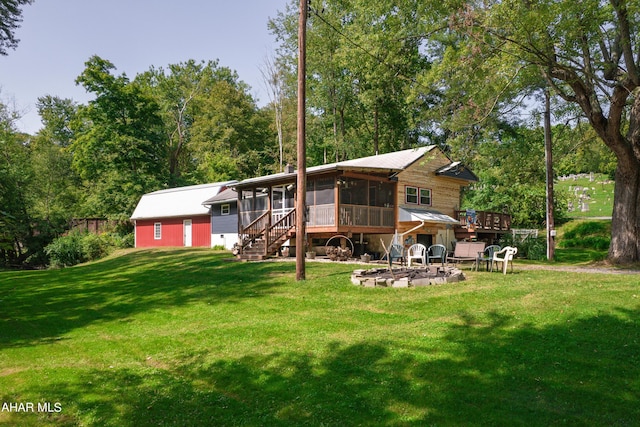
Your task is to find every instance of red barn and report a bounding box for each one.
[131,182,235,248]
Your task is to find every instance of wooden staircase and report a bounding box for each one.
[238,209,296,261]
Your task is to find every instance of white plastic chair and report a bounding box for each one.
[491,246,518,274]
[407,243,427,268]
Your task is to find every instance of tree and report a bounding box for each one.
[0,0,33,55]
[463,125,568,228]
[136,60,274,184]
[419,0,640,264]
[269,0,431,164]
[261,54,288,171]
[36,95,76,147]
[188,77,273,181]
[0,126,31,265]
[31,96,80,228]
[71,56,166,219]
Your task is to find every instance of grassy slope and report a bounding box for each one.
[1,248,639,426]
[556,174,614,218]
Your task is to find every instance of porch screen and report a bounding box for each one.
[306,177,335,205]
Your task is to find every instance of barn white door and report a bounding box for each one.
[183,219,192,247]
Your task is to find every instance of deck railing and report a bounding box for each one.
[455,210,511,231]
[339,205,395,228]
[308,204,335,226]
[241,204,395,233]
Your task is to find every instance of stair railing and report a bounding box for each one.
[240,211,270,250]
[267,208,296,253]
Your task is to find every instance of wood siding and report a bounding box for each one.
[396,150,464,218]
[135,216,211,247]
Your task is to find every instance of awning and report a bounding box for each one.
[399,208,460,225]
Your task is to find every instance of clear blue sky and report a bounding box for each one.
[0,0,292,134]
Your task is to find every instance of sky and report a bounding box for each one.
[0,0,292,135]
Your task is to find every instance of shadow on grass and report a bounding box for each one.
[554,248,608,264]
[0,249,293,348]
[19,307,640,426]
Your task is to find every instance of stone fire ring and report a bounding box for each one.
[351,266,465,288]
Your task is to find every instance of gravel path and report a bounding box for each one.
[514,264,640,275]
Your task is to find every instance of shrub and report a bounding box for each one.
[45,231,129,268]
[500,234,547,261]
[117,233,135,249]
[81,233,109,261]
[45,232,85,268]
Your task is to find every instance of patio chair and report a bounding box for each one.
[426,244,447,266]
[389,243,406,266]
[491,246,518,274]
[474,245,501,271]
[407,243,427,267]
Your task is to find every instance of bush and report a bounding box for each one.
[500,234,547,261]
[117,233,135,249]
[45,231,131,268]
[81,233,109,261]
[45,232,85,268]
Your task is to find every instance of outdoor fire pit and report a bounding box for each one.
[351,265,465,288]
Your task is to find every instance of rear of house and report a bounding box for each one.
[203,187,239,250]
[233,146,486,260]
[131,182,235,248]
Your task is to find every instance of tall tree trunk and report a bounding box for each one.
[609,158,640,263]
[373,105,379,155]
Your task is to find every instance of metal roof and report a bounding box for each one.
[130,181,236,220]
[233,146,438,188]
[436,161,479,182]
[398,208,460,224]
[202,187,237,205]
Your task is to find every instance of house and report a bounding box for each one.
[232,146,507,260]
[131,181,236,248]
[202,187,239,250]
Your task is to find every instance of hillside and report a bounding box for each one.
[556,173,614,219]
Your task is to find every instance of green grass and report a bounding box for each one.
[1,248,639,426]
[556,173,614,218]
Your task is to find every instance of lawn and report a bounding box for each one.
[1,248,639,426]
[556,173,614,218]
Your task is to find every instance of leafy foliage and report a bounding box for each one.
[417,0,640,262]
[44,230,133,268]
[71,56,167,219]
[462,125,569,228]
[0,0,33,55]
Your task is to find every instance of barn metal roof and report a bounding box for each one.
[130,181,237,220]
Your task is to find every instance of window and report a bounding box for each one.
[420,188,432,206]
[406,186,432,205]
[221,204,230,215]
[154,222,161,240]
[405,186,418,204]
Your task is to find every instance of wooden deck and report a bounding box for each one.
[454,210,511,240]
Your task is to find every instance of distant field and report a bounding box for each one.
[556,173,614,218]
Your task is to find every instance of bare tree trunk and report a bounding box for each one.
[373,105,379,155]
[609,158,640,263]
